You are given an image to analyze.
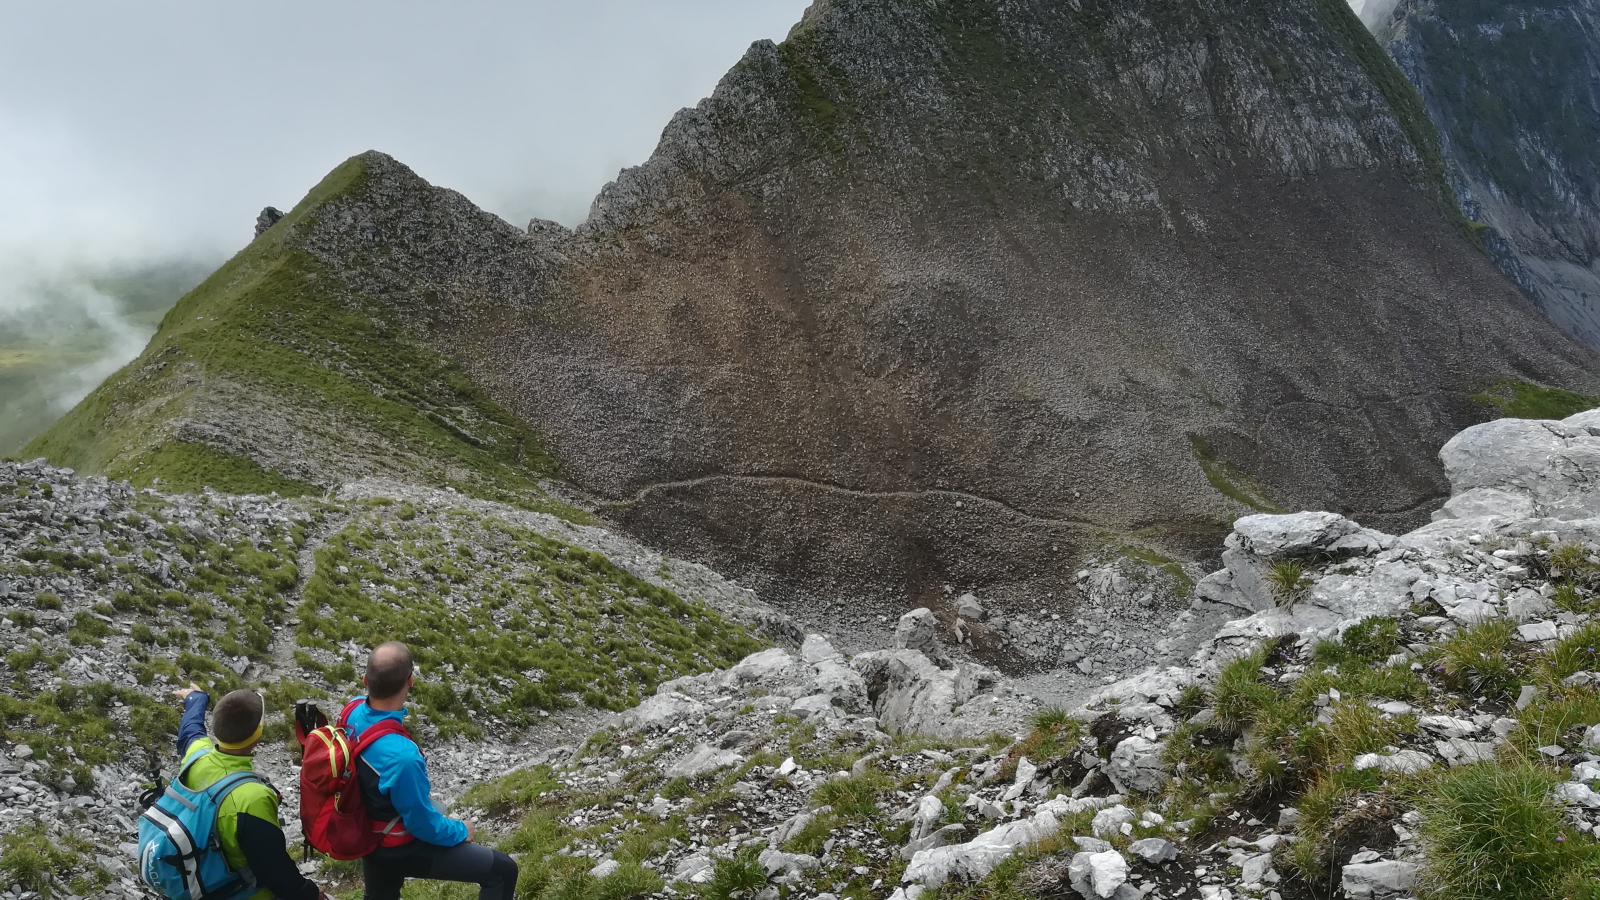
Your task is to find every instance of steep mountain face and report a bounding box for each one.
[28,0,1600,640]
[1378,0,1600,347]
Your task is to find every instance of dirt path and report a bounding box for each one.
[267,506,358,673]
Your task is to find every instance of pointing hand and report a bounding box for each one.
[171,682,203,701]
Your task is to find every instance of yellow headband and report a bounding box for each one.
[216,721,263,751]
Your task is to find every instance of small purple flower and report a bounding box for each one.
[1559,835,1567,843]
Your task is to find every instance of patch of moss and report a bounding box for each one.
[1187,434,1284,513]
[1473,379,1600,421]
[0,823,103,898]
[129,441,318,497]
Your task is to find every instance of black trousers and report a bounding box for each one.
[361,840,518,900]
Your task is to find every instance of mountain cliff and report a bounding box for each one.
[25,0,1600,639]
[1378,0,1600,347]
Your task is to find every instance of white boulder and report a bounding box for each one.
[895,608,941,654]
[1340,859,1418,899]
[1107,736,1168,793]
[1091,804,1135,838]
[623,690,708,731]
[851,649,1000,737]
[1352,750,1433,775]
[665,743,743,778]
[903,811,1061,889]
[1067,850,1129,899]
[1233,512,1361,558]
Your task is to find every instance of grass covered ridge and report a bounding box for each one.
[22,154,578,517]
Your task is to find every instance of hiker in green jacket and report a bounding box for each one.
[172,682,328,900]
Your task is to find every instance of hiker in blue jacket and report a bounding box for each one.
[346,641,518,900]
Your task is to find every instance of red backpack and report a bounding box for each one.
[293,699,414,860]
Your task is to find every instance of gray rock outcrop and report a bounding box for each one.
[254,206,284,237]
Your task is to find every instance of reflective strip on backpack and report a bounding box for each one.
[163,786,198,812]
[140,803,203,899]
[375,816,406,836]
[311,727,350,781]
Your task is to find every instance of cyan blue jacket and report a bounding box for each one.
[344,698,468,847]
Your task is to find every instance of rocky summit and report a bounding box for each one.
[24,0,1600,639]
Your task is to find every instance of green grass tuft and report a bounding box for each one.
[1435,619,1522,701]
[1416,762,1600,900]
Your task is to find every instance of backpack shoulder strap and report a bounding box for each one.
[204,771,266,805]
[336,698,366,729]
[351,718,412,758]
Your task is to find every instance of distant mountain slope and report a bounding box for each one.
[22,161,578,517]
[0,260,212,455]
[27,0,1600,632]
[1379,0,1600,347]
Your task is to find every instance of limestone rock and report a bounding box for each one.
[1340,859,1418,899]
[1127,838,1178,863]
[910,794,946,842]
[758,848,819,877]
[589,859,620,879]
[624,689,707,731]
[851,649,1000,737]
[1435,738,1498,767]
[956,593,986,621]
[801,633,842,664]
[895,608,942,655]
[1417,715,1478,739]
[1091,804,1135,838]
[1232,512,1361,558]
[903,811,1061,889]
[1067,850,1129,899]
[901,823,966,860]
[254,206,285,237]
[1106,736,1168,793]
[1352,750,1433,775]
[665,743,743,778]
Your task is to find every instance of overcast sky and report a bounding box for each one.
[0,0,813,272]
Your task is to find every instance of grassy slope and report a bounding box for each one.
[293,502,764,739]
[22,156,576,516]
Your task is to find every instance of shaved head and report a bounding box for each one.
[365,641,414,701]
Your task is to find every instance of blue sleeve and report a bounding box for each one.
[375,738,468,847]
[176,692,210,756]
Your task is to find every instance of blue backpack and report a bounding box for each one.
[137,749,263,900]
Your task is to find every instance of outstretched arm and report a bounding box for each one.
[172,683,209,757]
